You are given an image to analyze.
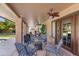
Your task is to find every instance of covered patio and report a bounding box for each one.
[0,3,79,56]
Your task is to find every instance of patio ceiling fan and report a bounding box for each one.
[48,8,59,18]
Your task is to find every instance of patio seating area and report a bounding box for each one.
[0,37,74,56]
[0,3,79,56]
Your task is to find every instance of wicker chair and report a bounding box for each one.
[45,39,63,56]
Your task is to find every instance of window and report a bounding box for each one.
[51,21,56,38]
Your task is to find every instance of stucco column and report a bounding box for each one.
[16,17,23,43]
[44,20,51,41]
[44,19,55,45]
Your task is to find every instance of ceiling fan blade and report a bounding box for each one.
[52,12,59,17]
[48,8,59,18]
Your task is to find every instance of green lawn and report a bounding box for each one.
[0,34,15,39]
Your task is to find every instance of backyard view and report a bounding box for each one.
[0,17,15,39]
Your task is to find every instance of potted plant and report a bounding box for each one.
[39,24,46,34]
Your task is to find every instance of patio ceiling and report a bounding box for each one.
[7,3,74,27]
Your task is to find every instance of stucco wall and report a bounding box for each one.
[16,18,22,43]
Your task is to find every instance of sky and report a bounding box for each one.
[0,17,5,22]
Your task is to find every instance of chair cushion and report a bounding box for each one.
[25,43,38,56]
[40,34,47,43]
[15,43,28,56]
[45,43,56,53]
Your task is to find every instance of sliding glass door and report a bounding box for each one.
[62,18,72,50]
[55,15,79,55]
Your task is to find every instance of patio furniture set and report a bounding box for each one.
[15,33,63,56]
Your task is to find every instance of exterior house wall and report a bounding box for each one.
[43,4,79,54]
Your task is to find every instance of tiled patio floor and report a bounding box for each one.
[37,48,74,56]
